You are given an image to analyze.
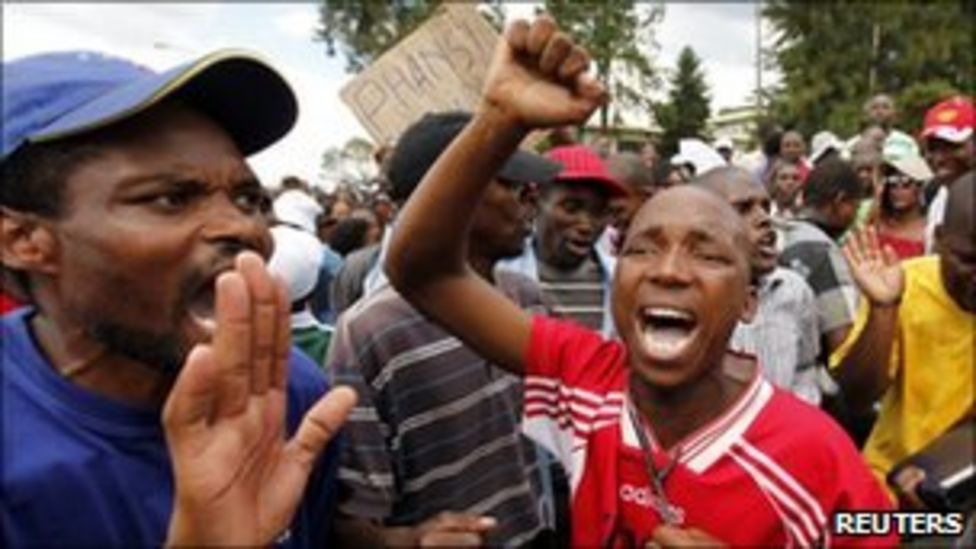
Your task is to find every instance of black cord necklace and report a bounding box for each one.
[626,400,684,525]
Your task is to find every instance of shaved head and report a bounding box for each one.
[695,166,757,199]
[634,185,749,235]
[694,167,777,279]
[608,152,654,193]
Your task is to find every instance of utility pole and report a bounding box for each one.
[869,21,881,94]
[755,0,763,113]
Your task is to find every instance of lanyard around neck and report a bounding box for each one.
[626,399,683,525]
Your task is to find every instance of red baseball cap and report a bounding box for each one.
[546,145,628,196]
[921,96,974,144]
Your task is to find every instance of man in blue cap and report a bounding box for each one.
[1,50,355,546]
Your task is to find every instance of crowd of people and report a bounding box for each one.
[1,14,973,548]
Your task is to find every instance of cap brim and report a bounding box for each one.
[553,170,629,196]
[888,156,933,181]
[811,142,840,163]
[30,50,297,156]
[498,150,561,185]
[921,126,973,144]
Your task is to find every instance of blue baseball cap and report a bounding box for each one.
[2,49,298,160]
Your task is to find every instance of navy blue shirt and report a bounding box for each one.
[1,308,338,547]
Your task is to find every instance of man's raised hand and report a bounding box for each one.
[481,15,607,130]
[842,226,905,307]
[163,251,356,546]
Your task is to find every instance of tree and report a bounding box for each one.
[320,137,377,192]
[317,0,505,72]
[654,46,711,156]
[762,1,974,138]
[543,0,663,132]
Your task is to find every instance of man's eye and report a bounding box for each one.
[151,190,194,209]
[235,190,271,213]
[561,200,583,214]
[622,242,658,257]
[694,248,730,264]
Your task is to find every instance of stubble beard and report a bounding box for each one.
[87,320,188,375]
[81,274,205,375]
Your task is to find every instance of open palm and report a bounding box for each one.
[842,226,905,306]
[163,252,355,546]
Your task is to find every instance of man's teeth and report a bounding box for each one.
[639,307,697,360]
[644,307,694,321]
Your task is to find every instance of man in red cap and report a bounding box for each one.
[499,144,628,335]
[921,96,974,252]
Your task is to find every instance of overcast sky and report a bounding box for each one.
[4,2,774,189]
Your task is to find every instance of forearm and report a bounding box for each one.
[165,501,253,548]
[333,512,497,547]
[386,106,528,293]
[833,304,899,410]
[333,516,414,548]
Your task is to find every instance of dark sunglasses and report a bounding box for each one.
[884,173,919,189]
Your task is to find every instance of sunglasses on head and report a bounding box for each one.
[883,173,919,189]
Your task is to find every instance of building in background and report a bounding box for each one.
[709,104,760,151]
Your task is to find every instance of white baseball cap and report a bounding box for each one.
[272,190,323,234]
[810,131,843,163]
[882,133,932,181]
[268,225,323,303]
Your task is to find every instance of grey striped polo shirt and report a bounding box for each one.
[329,270,550,547]
[537,254,605,331]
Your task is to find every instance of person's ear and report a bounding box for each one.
[831,192,853,216]
[0,208,60,275]
[739,281,759,324]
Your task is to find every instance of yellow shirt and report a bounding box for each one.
[829,256,975,486]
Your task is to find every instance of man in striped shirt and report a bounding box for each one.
[384,16,895,547]
[500,144,627,336]
[698,167,822,405]
[329,111,564,547]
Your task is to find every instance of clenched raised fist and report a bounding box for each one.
[480,15,607,131]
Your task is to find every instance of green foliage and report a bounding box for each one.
[317,0,505,72]
[543,0,663,131]
[321,137,377,190]
[317,0,436,73]
[318,0,661,132]
[897,80,963,135]
[763,0,974,138]
[654,46,711,156]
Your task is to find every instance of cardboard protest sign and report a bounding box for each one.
[340,4,499,145]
